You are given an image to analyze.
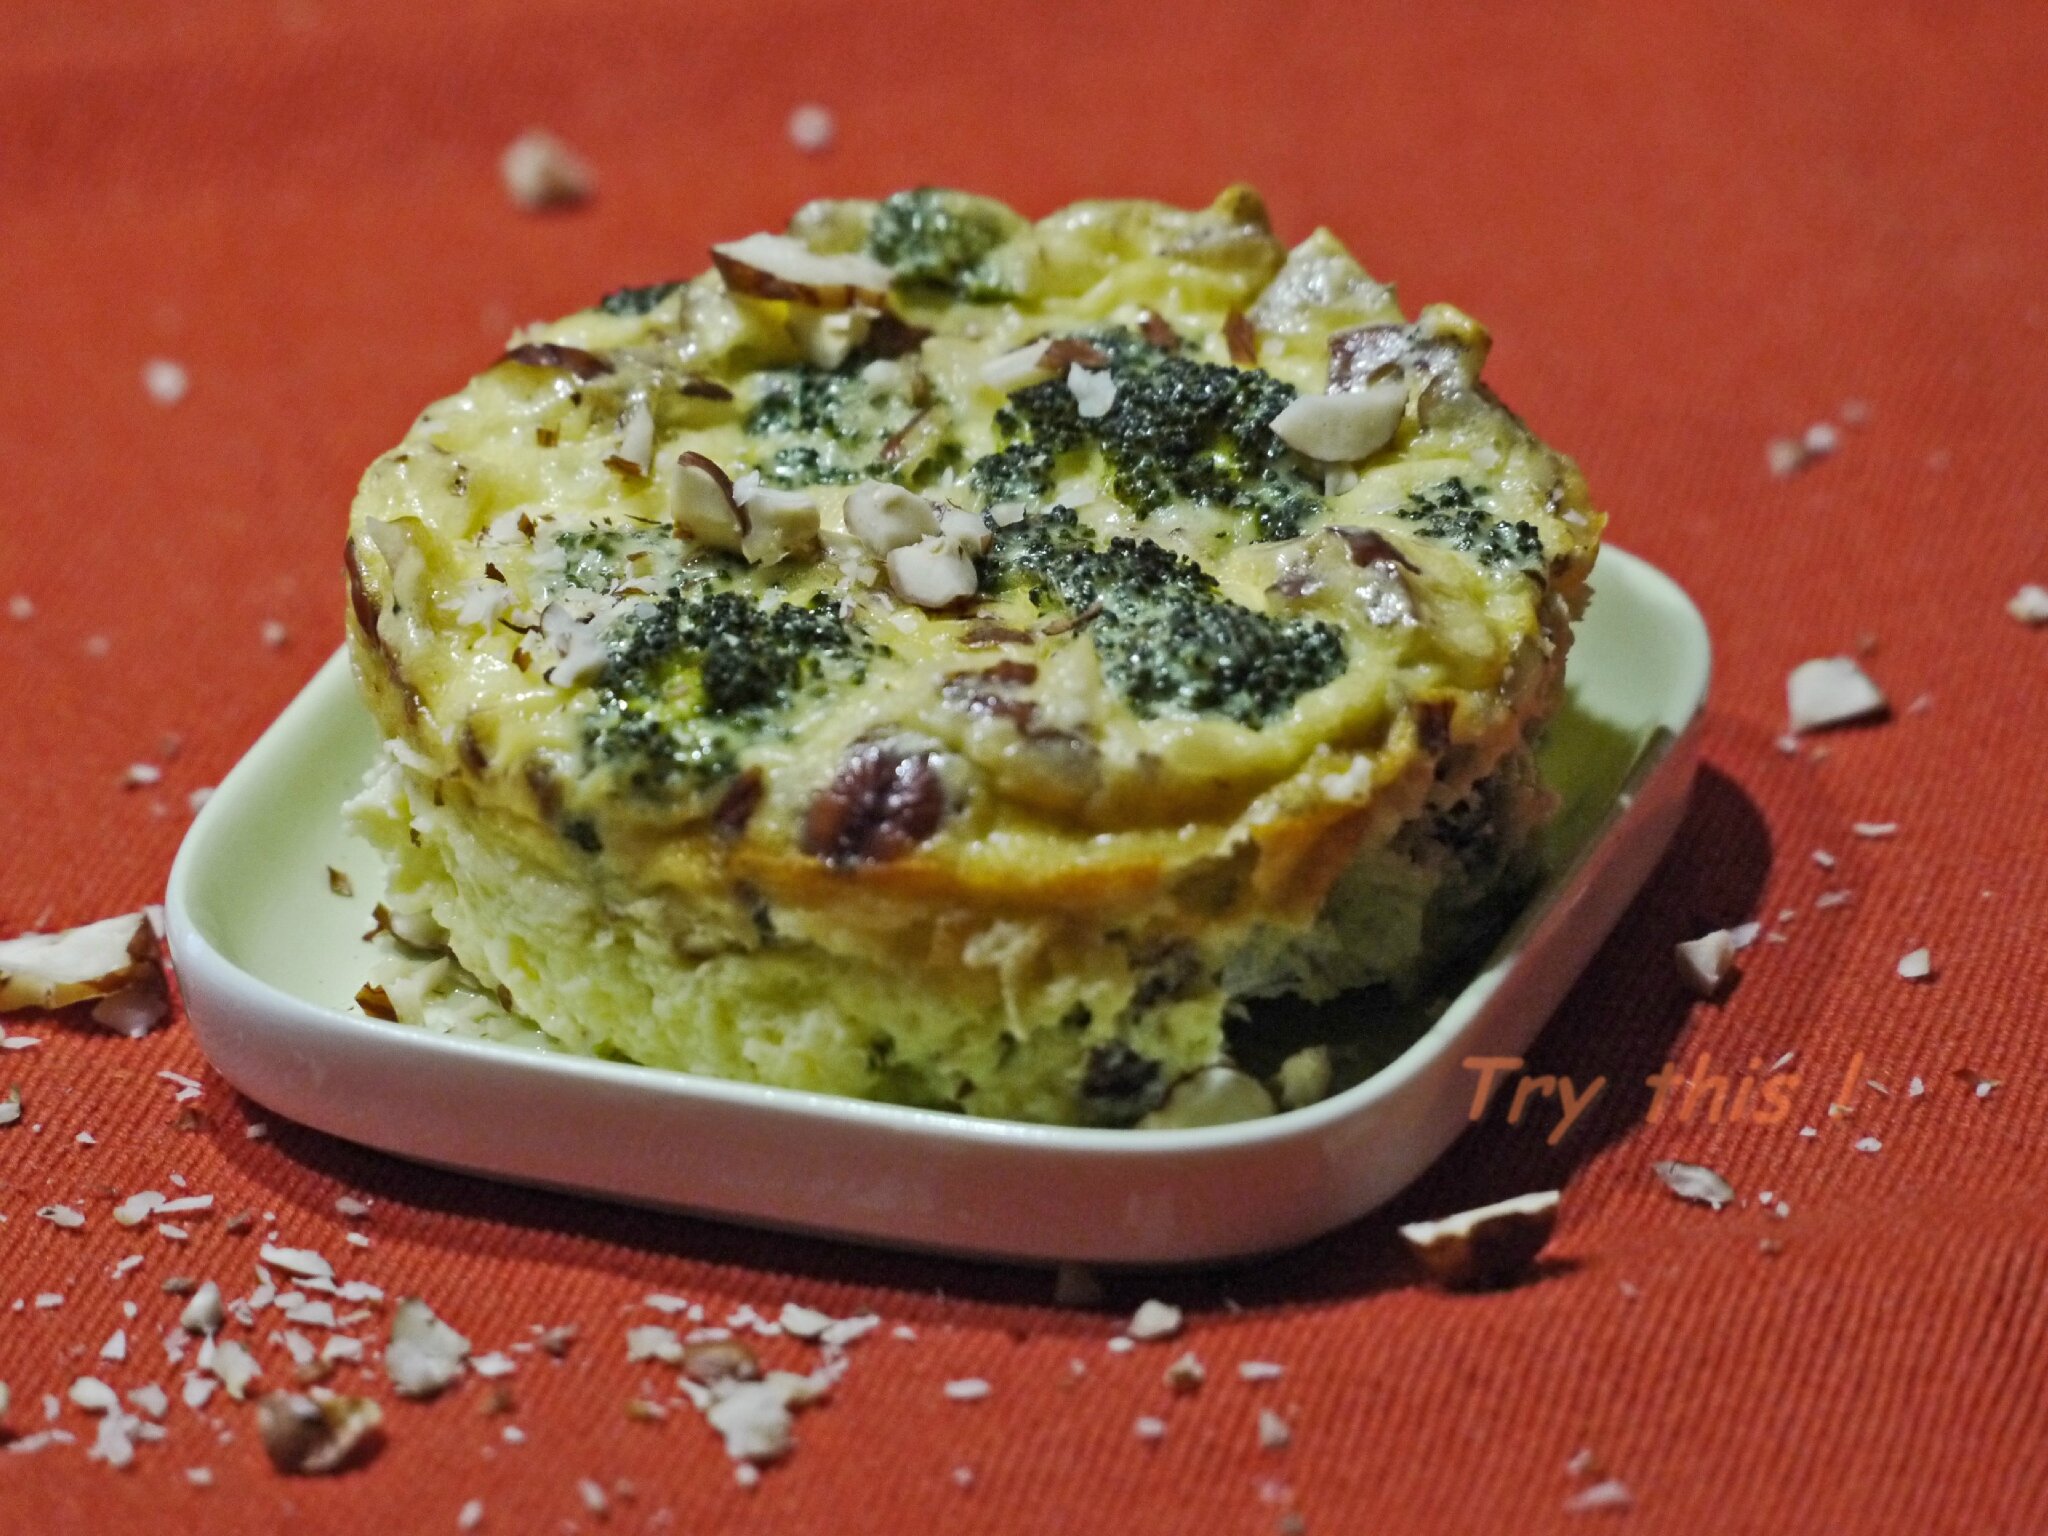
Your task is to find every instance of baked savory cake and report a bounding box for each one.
[342,186,1603,1127]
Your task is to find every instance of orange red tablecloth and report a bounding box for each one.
[4,2,2046,1531]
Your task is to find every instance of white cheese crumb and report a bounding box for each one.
[776,1303,832,1341]
[1855,1136,1883,1153]
[786,103,835,153]
[1765,438,1804,477]
[142,358,189,406]
[1897,947,1933,981]
[1802,422,1840,456]
[457,1498,484,1531]
[37,1204,85,1230]
[1238,1361,1285,1382]
[943,1378,991,1402]
[99,1329,127,1362]
[1256,1408,1292,1450]
[1852,821,1898,839]
[6,595,32,621]
[2009,584,2048,626]
[1134,1415,1167,1442]
[261,619,289,650]
[124,762,162,787]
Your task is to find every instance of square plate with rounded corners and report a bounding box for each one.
[166,546,1709,1266]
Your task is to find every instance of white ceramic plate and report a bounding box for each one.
[166,546,1709,1265]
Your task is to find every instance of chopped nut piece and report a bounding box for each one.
[886,535,979,610]
[736,485,821,567]
[979,340,1060,392]
[500,129,593,212]
[1674,929,1737,997]
[1163,1352,1205,1394]
[1651,1160,1734,1209]
[1273,1046,1333,1110]
[257,1391,384,1475]
[845,481,941,556]
[180,1281,223,1335]
[1786,656,1887,733]
[681,1338,761,1387]
[710,233,892,310]
[1270,382,1405,463]
[326,867,354,898]
[0,911,160,1014]
[670,452,746,552]
[626,1325,684,1364]
[1398,1189,1560,1288]
[1126,1299,1183,1342]
[387,1297,471,1398]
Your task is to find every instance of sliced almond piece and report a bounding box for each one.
[790,307,874,370]
[0,912,159,1014]
[845,481,941,556]
[670,452,745,552]
[1399,1190,1559,1288]
[1270,380,1405,463]
[885,536,979,610]
[1786,656,1887,733]
[979,340,1057,392]
[710,233,892,310]
[737,486,821,566]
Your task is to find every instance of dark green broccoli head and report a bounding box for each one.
[866,188,1020,297]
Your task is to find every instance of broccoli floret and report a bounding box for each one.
[597,281,683,317]
[989,507,1344,726]
[969,330,1322,540]
[866,188,1018,297]
[587,587,870,791]
[1392,477,1544,569]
